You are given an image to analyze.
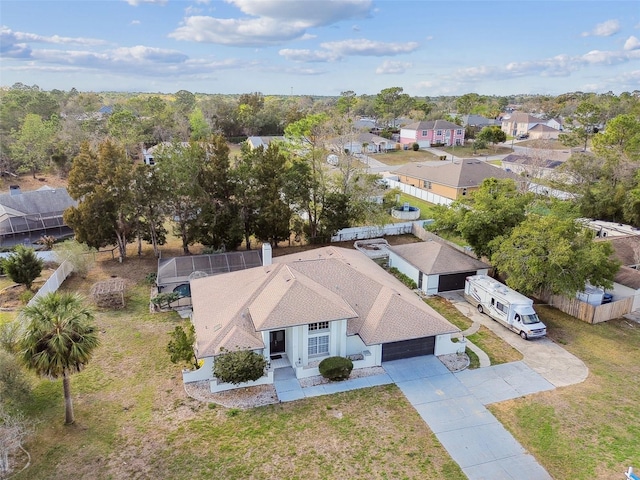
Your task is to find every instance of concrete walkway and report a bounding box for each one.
[439,291,589,388]
[456,321,491,368]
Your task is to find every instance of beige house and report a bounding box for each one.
[394,160,521,201]
[183,246,461,391]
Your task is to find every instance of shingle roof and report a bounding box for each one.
[395,160,520,188]
[502,154,562,169]
[614,265,640,290]
[388,241,489,274]
[0,187,76,217]
[190,247,459,356]
[528,123,557,132]
[402,119,462,131]
[598,235,640,266]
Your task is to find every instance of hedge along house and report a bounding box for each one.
[0,186,77,248]
[156,249,264,308]
[387,241,490,294]
[183,246,462,393]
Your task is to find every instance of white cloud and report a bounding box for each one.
[581,19,620,37]
[1,26,106,46]
[375,60,412,74]
[279,39,418,63]
[624,36,640,51]
[170,0,373,46]
[130,20,141,26]
[124,0,167,6]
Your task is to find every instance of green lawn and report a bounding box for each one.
[373,149,440,165]
[394,193,440,220]
[4,251,463,480]
[490,306,640,480]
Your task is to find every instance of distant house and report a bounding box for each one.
[501,154,563,180]
[0,186,77,248]
[501,112,561,138]
[388,241,490,294]
[183,246,461,391]
[246,136,285,150]
[400,120,465,148]
[142,142,190,166]
[394,159,521,201]
[328,132,396,154]
[460,114,499,129]
[595,235,640,311]
[527,123,560,140]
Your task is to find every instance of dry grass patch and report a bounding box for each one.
[489,306,640,480]
[373,149,440,165]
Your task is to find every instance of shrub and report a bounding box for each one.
[144,272,157,285]
[319,356,353,381]
[52,239,96,277]
[388,267,418,289]
[412,142,419,151]
[19,290,34,304]
[151,292,179,309]
[2,245,43,291]
[213,349,267,385]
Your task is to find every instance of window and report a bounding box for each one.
[308,321,329,331]
[308,335,329,356]
[423,181,432,189]
[421,130,428,136]
[456,129,462,135]
[496,301,508,314]
[462,188,467,196]
[436,130,442,136]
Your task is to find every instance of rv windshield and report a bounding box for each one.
[521,313,541,325]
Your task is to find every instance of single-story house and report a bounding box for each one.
[142,142,190,166]
[395,159,522,201]
[501,112,561,138]
[0,185,77,248]
[501,154,563,180]
[460,114,500,129]
[387,241,490,294]
[400,120,465,148]
[246,136,285,150]
[327,132,396,155]
[602,235,640,269]
[527,123,560,140]
[184,246,461,391]
[156,249,264,307]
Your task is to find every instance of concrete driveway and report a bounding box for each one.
[384,356,552,480]
[439,291,589,388]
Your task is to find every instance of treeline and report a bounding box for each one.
[63,114,390,259]
[2,82,638,179]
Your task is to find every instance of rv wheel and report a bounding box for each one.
[477,305,483,314]
[520,331,528,340]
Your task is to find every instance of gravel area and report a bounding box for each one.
[437,353,470,372]
[184,381,279,409]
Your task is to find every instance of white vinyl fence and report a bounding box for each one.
[384,179,453,206]
[331,222,414,242]
[26,259,74,307]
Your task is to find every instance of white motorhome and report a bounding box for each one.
[464,275,546,339]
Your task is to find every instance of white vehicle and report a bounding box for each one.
[464,274,546,340]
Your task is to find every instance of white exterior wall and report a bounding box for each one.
[400,128,417,141]
[388,251,420,287]
[435,334,466,356]
[611,283,640,311]
[425,274,440,295]
[182,356,215,383]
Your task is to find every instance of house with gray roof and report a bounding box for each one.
[395,159,522,201]
[183,246,461,392]
[501,154,563,180]
[327,132,395,155]
[388,241,490,294]
[0,186,77,248]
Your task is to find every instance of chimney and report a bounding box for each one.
[9,185,21,196]
[262,243,272,266]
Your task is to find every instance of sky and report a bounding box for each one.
[1,0,639,97]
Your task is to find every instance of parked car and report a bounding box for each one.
[516,133,529,140]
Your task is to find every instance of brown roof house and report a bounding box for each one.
[395,159,521,201]
[388,240,490,294]
[183,246,461,393]
[597,235,640,312]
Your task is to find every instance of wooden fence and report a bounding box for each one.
[549,295,634,324]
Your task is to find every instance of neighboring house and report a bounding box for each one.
[603,235,640,269]
[0,186,77,248]
[246,136,285,150]
[156,249,265,308]
[580,219,640,238]
[142,141,190,166]
[328,132,396,154]
[399,120,465,148]
[354,117,378,131]
[460,114,499,128]
[501,112,561,138]
[501,154,563,180]
[184,246,461,391]
[394,159,521,201]
[594,235,640,311]
[527,123,560,140]
[388,241,490,294]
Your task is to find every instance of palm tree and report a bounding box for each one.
[20,292,100,425]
